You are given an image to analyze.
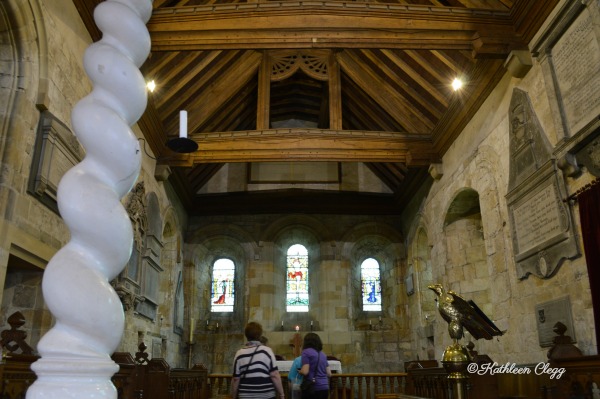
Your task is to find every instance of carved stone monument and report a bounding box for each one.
[28,111,85,214]
[505,89,579,279]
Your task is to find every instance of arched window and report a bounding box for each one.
[361,258,382,311]
[286,244,309,312]
[211,258,235,312]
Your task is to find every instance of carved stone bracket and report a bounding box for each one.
[573,132,600,177]
[114,285,144,311]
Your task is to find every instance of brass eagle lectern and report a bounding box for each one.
[428,284,503,399]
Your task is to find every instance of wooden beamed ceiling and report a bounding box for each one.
[72,0,558,215]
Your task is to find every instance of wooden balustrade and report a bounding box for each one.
[330,373,408,399]
[207,374,234,398]
[207,372,408,399]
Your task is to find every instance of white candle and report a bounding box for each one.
[189,318,195,343]
[311,320,313,326]
[281,320,284,326]
[179,110,187,138]
[369,320,372,325]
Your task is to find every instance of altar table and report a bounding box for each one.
[277,360,342,373]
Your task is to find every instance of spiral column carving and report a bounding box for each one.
[27,1,152,398]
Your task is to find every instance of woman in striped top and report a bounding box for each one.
[231,322,286,399]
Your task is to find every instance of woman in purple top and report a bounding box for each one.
[299,333,331,399]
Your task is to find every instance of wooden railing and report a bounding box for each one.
[207,372,409,399]
[330,373,408,399]
[405,368,452,399]
[208,374,232,398]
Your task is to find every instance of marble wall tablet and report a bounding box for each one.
[506,89,579,279]
[533,1,600,138]
[535,296,575,348]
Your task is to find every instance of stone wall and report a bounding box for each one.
[185,214,407,373]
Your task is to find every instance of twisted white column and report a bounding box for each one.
[27,1,152,398]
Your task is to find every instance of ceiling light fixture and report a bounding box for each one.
[166,110,198,153]
[451,78,463,91]
[146,80,156,92]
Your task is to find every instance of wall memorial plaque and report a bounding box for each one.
[535,296,575,347]
[28,111,85,214]
[506,89,579,279]
[551,5,600,136]
[512,182,566,255]
[532,1,600,139]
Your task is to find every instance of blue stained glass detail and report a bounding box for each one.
[361,258,382,311]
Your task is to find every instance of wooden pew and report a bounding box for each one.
[140,358,208,399]
[0,353,38,399]
[542,355,600,399]
[0,311,38,399]
[112,342,209,399]
[539,321,599,398]
[111,351,142,399]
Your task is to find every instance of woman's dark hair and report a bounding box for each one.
[244,322,263,341]
[302,332,323,351]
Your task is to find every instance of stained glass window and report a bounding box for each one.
[286,244,309,312]
[211,258,235,312]
[361,258,382,311]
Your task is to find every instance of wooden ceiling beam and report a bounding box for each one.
[165,51,263,135]
[454,0,510,11]
[147,5,520,54]
[138,98,168,159]
[380,49,449,110]
[152,51,221,109]
[159,128,438,166]
[337,50,435,133]
[343,92,399,132]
